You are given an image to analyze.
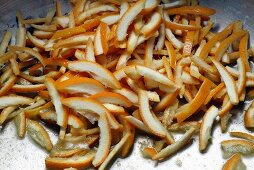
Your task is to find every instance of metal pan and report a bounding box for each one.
[0,0,253,169]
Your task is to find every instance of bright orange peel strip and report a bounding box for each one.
[175,78,213,123]
[68,61,121,89]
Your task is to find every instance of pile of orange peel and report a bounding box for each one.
[0,0,254,169]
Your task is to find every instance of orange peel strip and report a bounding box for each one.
[45,151,95,169]
[116,0,146,41]
[167,6,216,16]
[165,40,176,70]
[56,77,106,95]
[68,61,121,89]
[92,112,111,167]
[152,127,195,160]
[45,77,68,127]
[27,119,53,151]
[9,46,46,66]
[61,97,121,130]
[0,31,12,55]
[212,59,239,105]
[199,105,218,151]
[11,84,46,92]
[118,115,135,157]
[154,89,179,112]
[89,91,132,107]
[165,20,201,31]
[141,12,162,37]
[40,111,85,129]
[230,131,254,143]
[139,90,166,137]
[174,78,213,123]
[125,115,151,134]
[199,23,234,59]
[0,95,34,108]
[214,30,247,61]
[0,75,17,96]
[244,100,254,128]
[98,133,130,170]
[136,65,177,90]
[77,5,118,24]
[239,34,250,72]
[221,139,254,157]
[222,153,246,170]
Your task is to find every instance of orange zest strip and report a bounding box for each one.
[141,11,162,37]
[45,77,68,128]
[11,84,46,92]
[212,59,239,105]
[162,56,174,80]
[167,6,216,16]
[38,90,50,99]
[142,147,157,158]
[0,95,34,108]
[204,82,225,105]
[239,34,250,72]
[98,133,130,170]
[9,46,46,66]
[165,40,176,70]
[219,58,246,116]
[214,30,247,61]
[92,112,111,167]
[182,20,195,57]
[29,63,43,74]
[154,89,180,112]
[61,97,122,130]
[44,58,69,67]
[51,16,101,39]
[118,115,135,157]
[230,131,254,142]
[139,90,166,137]
[68,61,121,89]
[45,152,95,169]
[199,23,234,59]
[100,22,109,55]
[51,26,86,40]
[174,78,213,123]
[77,5,118,24]
[222,153,245,170]
[236,58,247,99]
[20,71,61,84]
[56,77,106,95]
[152,127,196,160]
[24,101,53,118]
[0,76,17,96]
[245,100,254,128]
[53,32,94,49]
[89,91,132,107]
[191,55,217,74]
[95,22,109,56]
[199,20,214,42]
[165,20,201,31]
[0,52,14,65]
[116,0,146,41]
[55,70,80,83]
[221,139,254,156]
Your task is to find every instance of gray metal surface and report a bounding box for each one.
[0,0,254,169]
